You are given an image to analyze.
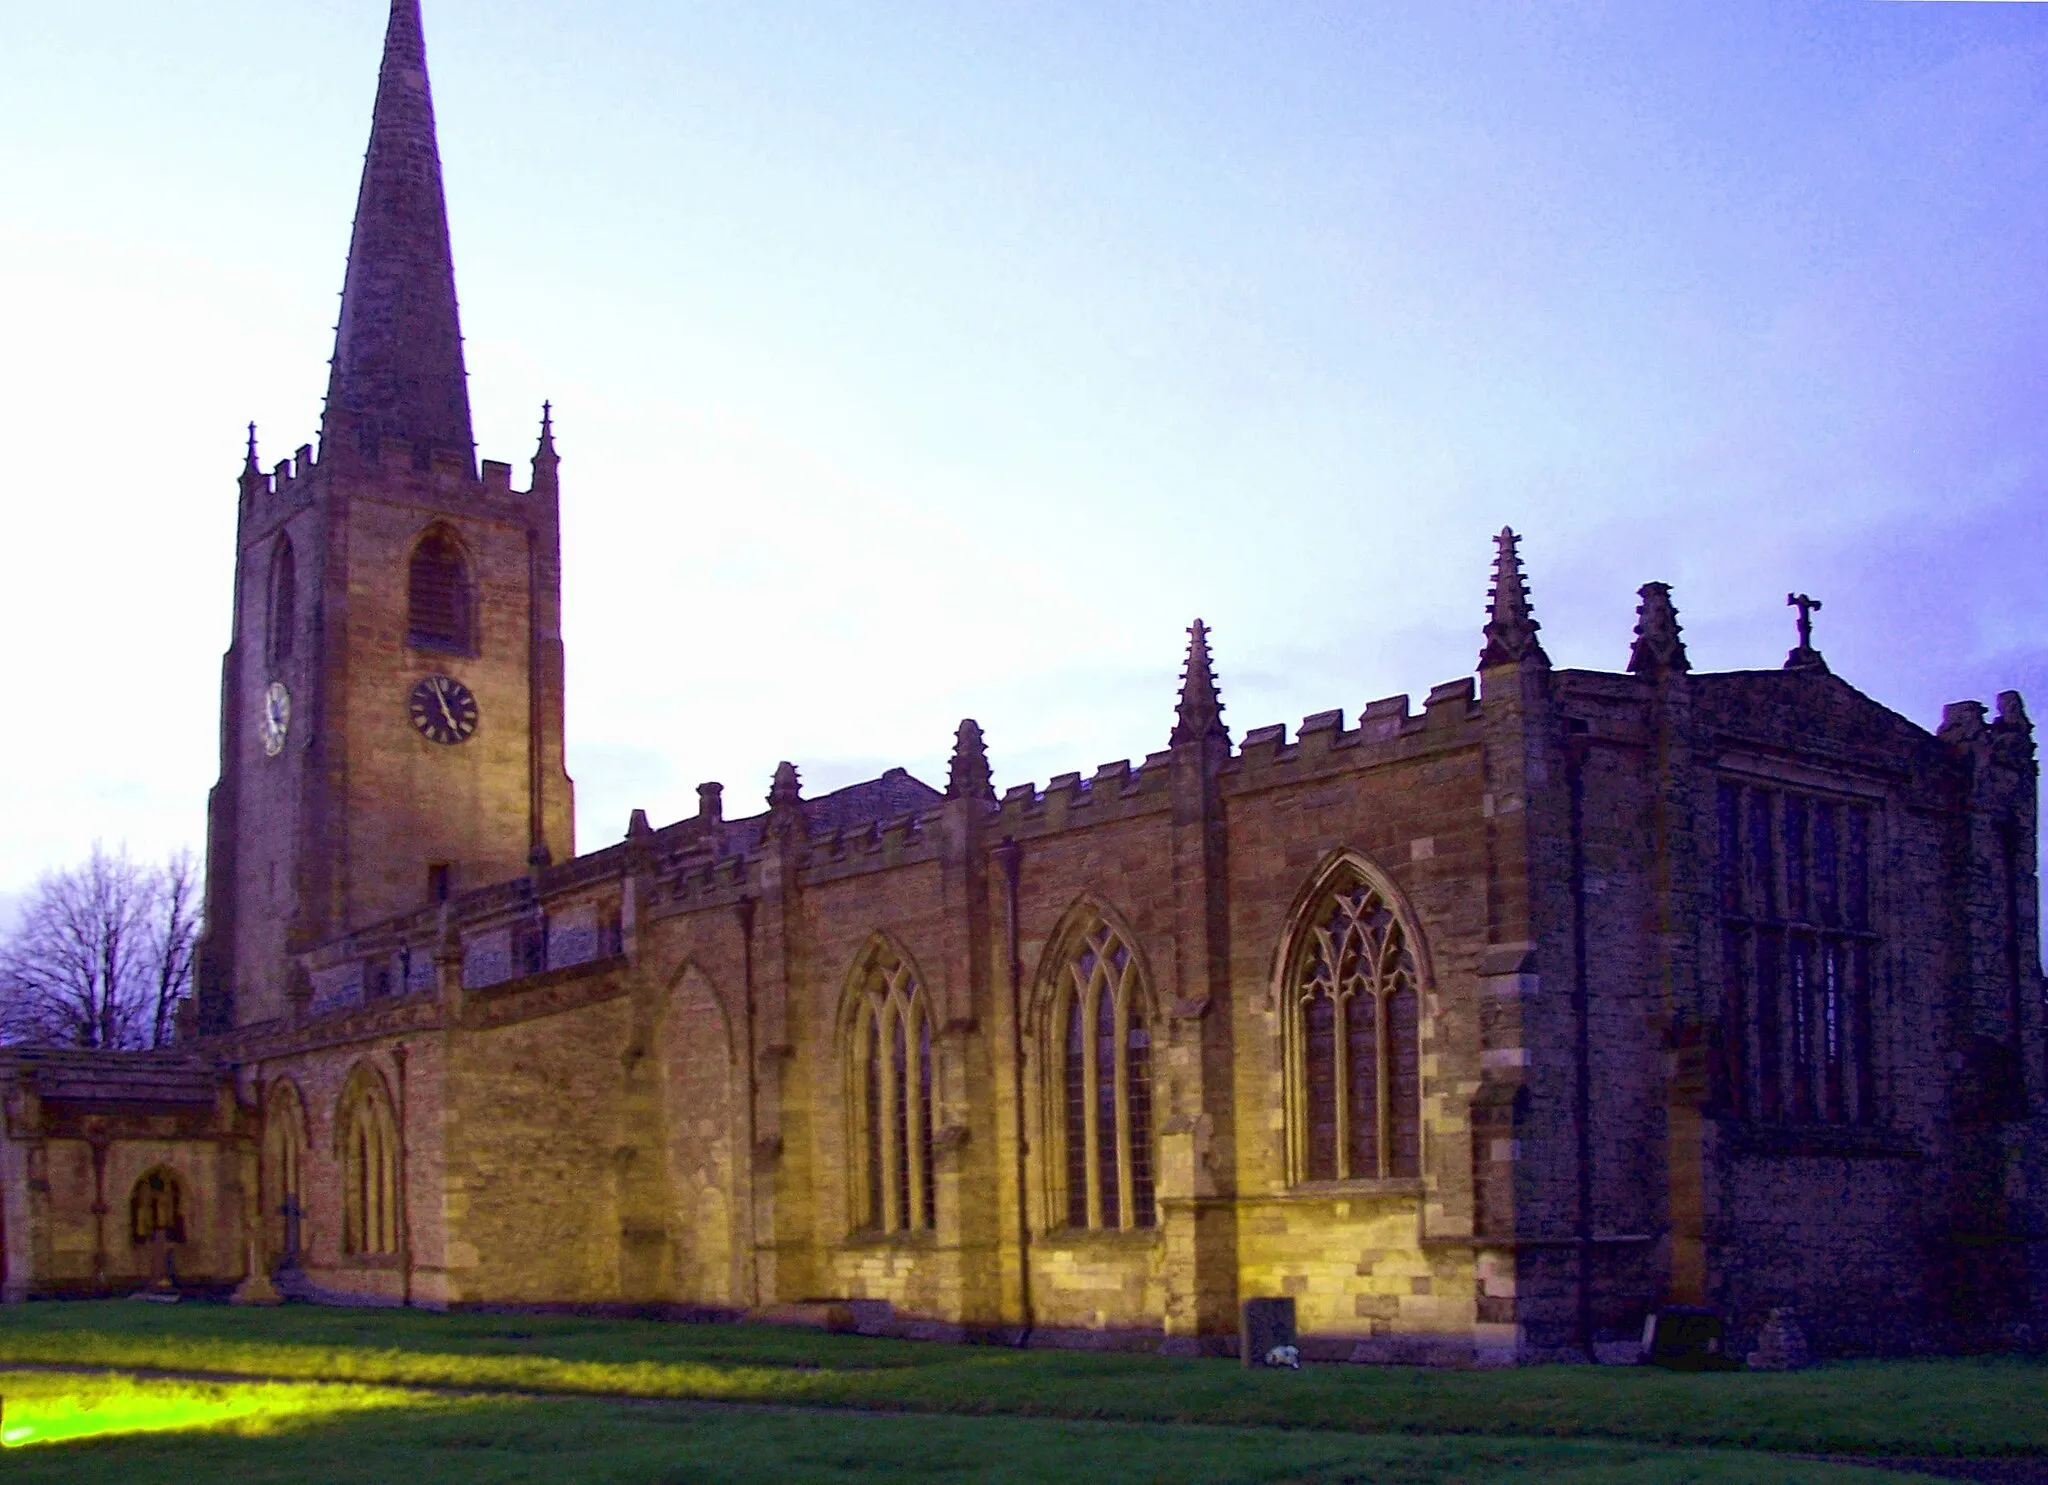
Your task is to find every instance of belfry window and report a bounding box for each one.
[1284,866,1421,1183]
[847,941,936,1235]
[338,1064,401,1256]
[1053,915,1155,1230]
[407,525,472,653]
[267,536,296,666]
[1716,781,1876,1125]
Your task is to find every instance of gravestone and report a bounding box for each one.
[1643,1306,1741,1371]
[1745,1307,1811,1371]
[1241,1297,1299,1369]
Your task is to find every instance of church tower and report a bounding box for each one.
[195,0,574,1031]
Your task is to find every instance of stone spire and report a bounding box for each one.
[766,761,804,839]
[323,0,474,469]
[1478,527,1548,669]
[946,719,995,802]
[1627,582,1691,677]
[1171,619,1230,747]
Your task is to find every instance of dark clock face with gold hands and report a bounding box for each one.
[409,674,479,745]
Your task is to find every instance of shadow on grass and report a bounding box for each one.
[0,1304,2043,1465]
[0,1376,1958,1485]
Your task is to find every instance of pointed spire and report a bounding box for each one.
[1627,582,1691,677]
[244,422,260,474]
[1478,527,1548,669]
[324,0,474,470]
[947,719,995,802]
[768,761,803,811]
[1171,619,1230,747]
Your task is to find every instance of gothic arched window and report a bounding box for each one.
[130,1167,186,1245]
[267,536,297,666]
[1051,914,1155,1230]
[845,940,936,1234]
[263,1080,308,1263]
[337,1063,400,1256]
[407,525,472,653]
[1284,863,1422,1183]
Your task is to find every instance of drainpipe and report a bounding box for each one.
[995,838,1032,1343]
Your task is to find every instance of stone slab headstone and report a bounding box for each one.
[1241,1297,1299,1369]
[1643,1306,1741,1371]
[1745,1307,1811,1371]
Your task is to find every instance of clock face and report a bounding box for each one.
[409,674,479,746]
[260,681,291,758]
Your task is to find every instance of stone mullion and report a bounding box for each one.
[879,998,902,1234]
[1113,966,1134,1231]
[1376,985,1394,1180]
[905,1003,928,1230]
[1332,989,1352,1181]
[1082,978,1103,1231]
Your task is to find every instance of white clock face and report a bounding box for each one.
[260,681,292,758]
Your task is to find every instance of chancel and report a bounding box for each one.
[1,0,2043,1363]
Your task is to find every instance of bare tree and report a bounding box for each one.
[0,845,202,1050]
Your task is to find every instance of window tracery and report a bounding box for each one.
[1050,914,1155,1230]
[847,942,935,1234]
[1284,865,1421,1183]
[1716,781,1877,1124]
[263,1080,308,1262]
[337,1064,400,1256]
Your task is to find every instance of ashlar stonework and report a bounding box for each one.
[5,1,2045,1363]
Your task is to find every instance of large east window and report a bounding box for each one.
[1716,781,1878,1125]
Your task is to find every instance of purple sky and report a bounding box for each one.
[2,1,2045,906]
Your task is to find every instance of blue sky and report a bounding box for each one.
[2,1,2046,899]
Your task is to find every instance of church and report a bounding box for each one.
[3,0,2044,1364]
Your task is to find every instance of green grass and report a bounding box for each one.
[0,1370,1956,1483]
[0,1302,2040,1481]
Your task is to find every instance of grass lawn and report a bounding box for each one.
[0,1302,2041,1482]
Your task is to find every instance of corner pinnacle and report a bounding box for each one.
[947,719,995,802]
[1627,582,1691,677]
[1171,618,1230,748]
[1478,527,1548,670]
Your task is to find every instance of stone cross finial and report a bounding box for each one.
[1171,619,1230,747]
[1627,582,1691,677]
[1784,592,1829,673]
[1478,527,1548,669]
[947,719,996,801]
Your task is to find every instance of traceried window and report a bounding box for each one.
[266,536,297,666]
[1284,867,1421,1183]
[338,1064,400,1256]
[262,1081,308,1263]
[847,941,936,1234]
[1052,916,1155,1230]
[1716,781,1876,1125]
[130,1167,186,1245]
[407,525,472,653]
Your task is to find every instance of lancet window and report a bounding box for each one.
[1051,915,1155,1231]
[262,1081,308,1262]
[266,536,297,666]
[1284,865,1421,1183]
[338,1064,400,1257]
[847,942,936,1234]
[1716,781,1877,1124]
[407,525,472,653]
